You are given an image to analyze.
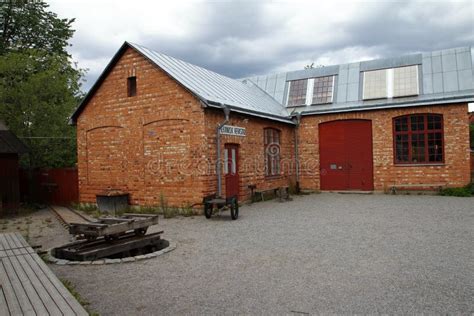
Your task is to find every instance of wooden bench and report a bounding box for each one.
[390,183,446,194]
[0,232,88,316]
[253,186,291,202]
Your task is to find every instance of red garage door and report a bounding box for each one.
[319,120,374,191]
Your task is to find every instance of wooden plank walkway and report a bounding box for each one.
[0,232,88,316]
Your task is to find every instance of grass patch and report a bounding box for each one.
[71,203,101,218]
[71,202,99,213]
[61,278,99,316]
[440,184,473,197]
[126,204,196,218]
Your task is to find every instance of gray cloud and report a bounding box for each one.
[55,0,473,91]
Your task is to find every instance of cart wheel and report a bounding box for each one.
[204,203,213,219]
[230,197,239,220]
[105,234,118,241]
[134,228,147,236]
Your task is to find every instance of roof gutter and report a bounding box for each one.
[205,101,294,125]
[299,95,474,116]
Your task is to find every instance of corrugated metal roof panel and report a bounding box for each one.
[244,46,473,114]
[129,43,291,121]
[0,129,29,154]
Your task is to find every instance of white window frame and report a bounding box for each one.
[363,66,419,100]
[223,149,228,175]
[362,69,388,100]
[309,75,335,105]
[306,78,314,106]
[393,66,419,98]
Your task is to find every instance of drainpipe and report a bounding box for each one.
[293,112,302,193]
[216,104,230,198]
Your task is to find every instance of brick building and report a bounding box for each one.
[70,43,474,206]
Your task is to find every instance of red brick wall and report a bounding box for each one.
[77,46,471,206]
[298,103,471,191]
[76,47,295,206]
[203,109,296,201]
[77,47,207,207]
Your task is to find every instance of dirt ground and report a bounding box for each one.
[0,208,70,251]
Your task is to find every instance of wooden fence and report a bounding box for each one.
[20,168,78,206]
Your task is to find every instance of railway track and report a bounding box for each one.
[49,205,93,227]
[52,231,166,261]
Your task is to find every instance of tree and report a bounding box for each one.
[0,0,83,168]
[304,62,324,70]
[0,0,74,56]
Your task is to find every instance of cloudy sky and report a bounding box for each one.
[48,0,473,93]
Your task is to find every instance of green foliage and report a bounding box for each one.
[0,0,74,55]
[73,200,196,219]
[440,185,472,197]
[0,0,84,168]
[71,202,100,218]
[60,278,99,315]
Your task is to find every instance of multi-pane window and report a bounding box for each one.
[363,65,419,100]
[312,76,334,104]
[393,114,443,164]
[363,69,387,100]
[264,128,281,176]
[287,79,307,106]
[393,65,418,97]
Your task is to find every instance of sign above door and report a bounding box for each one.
[220,125,246,137]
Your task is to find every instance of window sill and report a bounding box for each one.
[265,175,284,180]
[286,104,306,108]
[394,163,445,167]
[310,102,332,106]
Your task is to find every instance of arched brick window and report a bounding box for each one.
[264,128,281,176]
[393,114,444,164]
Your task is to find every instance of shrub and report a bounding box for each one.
[440,186,472,197]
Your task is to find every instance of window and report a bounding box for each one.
[393,114,443,164]
[312,75,334,104]
[287,79,307,106]
[264,128,281,176]
[393,65,418,97]
[363,69,387,100]
[363,65,419,100]
[127,76,137,97]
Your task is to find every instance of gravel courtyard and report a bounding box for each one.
[50,193,474,315]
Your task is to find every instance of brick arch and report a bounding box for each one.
[85,126,127,187]
[143,118,189,126]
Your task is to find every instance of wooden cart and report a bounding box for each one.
[203,194,239,220]
[69,213,158,241]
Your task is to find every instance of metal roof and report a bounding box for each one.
[70,42,293,125]
[0,121,29,154]
[129,43,292,122]
[245,46,474,115]
[71,43,473,124]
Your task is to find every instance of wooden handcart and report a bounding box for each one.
[69,213,158,241]
[203,194,239,220]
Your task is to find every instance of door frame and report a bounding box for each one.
[318,119,374,191]
[224,143,240,198]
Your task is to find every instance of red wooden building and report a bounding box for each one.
[0,121,29,213]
